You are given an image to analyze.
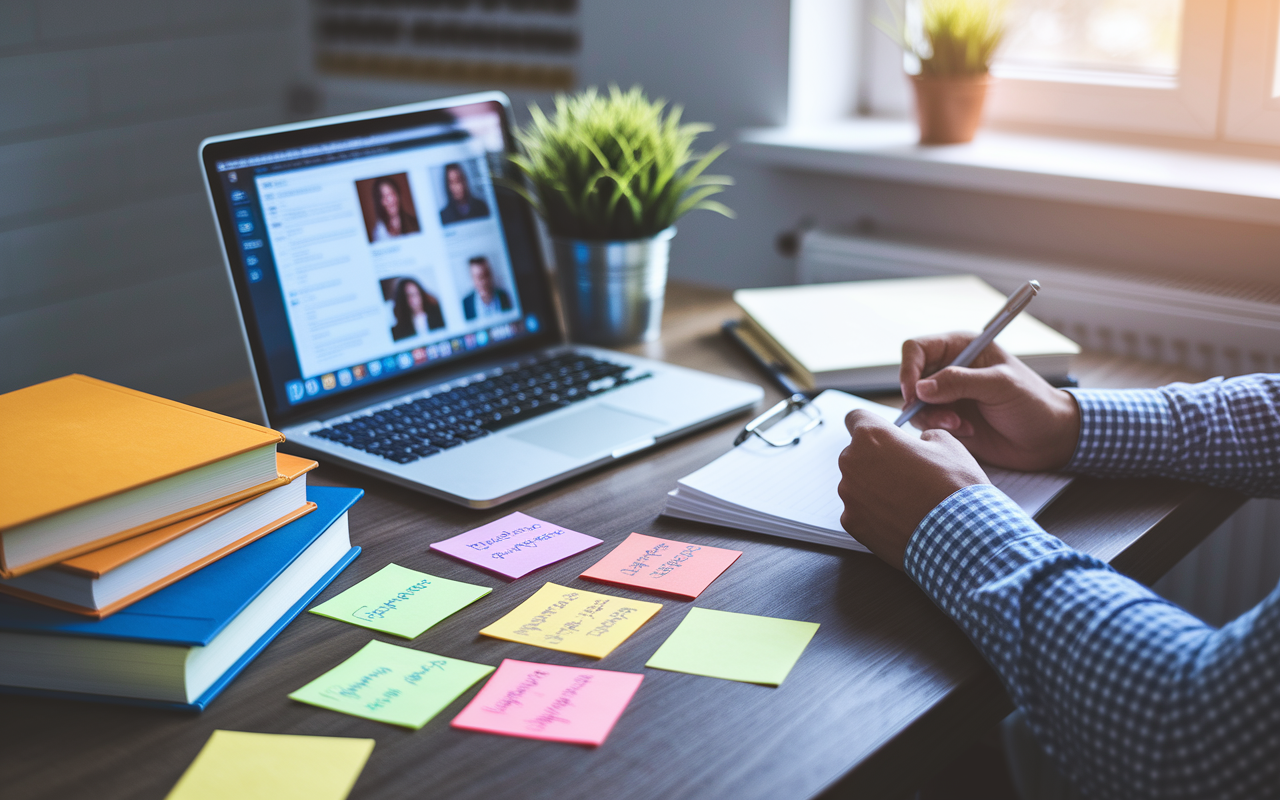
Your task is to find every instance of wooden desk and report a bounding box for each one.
[2,283,1244,800]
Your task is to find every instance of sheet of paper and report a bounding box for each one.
[479,582,661,658]
[288,640,494,729]
[309,563,491,639]
[645,607,819,686]
[165,730,373,800]
[451,658,644,746]
[579,532,741,599]
[430,512,603,579]
[672,390,1073,548]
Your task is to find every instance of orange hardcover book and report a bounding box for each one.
[0,455,318,617]
[0,375,285,578]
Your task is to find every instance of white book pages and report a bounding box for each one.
[664,390,1073,550]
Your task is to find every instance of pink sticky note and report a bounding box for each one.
[451,659,643,746]
[430,512,602,579]
[579,532,742,600]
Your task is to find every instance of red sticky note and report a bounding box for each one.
[451,659,643,746]
[578,533,742,600]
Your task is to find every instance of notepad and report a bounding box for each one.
[309,563,491,639]
[663,390,1073,552]
[288,640,494,729]
[479,582,662,658]
[451,659,644,745]
[165,730,373,800]
[646,608,819,686]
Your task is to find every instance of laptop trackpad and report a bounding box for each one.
[509,405,664,459]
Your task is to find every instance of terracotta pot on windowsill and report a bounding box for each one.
[911,74,992,145]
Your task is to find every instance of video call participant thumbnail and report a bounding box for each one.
[389,277,445,341]
[462,256,513,321]
[439,162,490,225]
[360,174,421,243]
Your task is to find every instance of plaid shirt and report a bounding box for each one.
[903,375,1280,800]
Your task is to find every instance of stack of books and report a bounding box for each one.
[0,375,361,710]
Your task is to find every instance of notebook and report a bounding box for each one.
[0,486,361,710]
[733,276,1081,392]
[0,374,285,577]
[663,391,1072,551]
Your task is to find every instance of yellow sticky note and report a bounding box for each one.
[480,582,662,658]
[165,730,373,800]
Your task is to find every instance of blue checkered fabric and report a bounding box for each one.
[902,375,1280,800]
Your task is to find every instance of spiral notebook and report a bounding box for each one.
[663,390,1073,551]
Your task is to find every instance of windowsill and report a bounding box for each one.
[737,119,1280,226]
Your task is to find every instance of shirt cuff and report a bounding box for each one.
[903,484,1069,617]
[1063,388,1174,476]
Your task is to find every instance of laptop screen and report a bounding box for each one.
[202,97,558,422]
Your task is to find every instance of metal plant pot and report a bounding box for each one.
[551,226,674,346]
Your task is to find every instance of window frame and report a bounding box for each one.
[1224,0,1280,145]
[985,0,1228,138]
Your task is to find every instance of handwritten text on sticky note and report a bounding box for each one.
[451,658,643,746]
[289,640,494,729]
[430,512,602,579]
[579,533,741,599]
[479,582,661,658]
[310,563,491,639]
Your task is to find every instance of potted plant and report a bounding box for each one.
[508,85,733,345]
[878,0,1006,144]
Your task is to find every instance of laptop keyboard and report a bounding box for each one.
[309,353,651,464]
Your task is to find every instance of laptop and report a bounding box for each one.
[199,92,763,508]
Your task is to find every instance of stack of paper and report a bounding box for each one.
[664,390,1072,551]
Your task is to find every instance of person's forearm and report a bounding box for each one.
[1066,374,1280,497]
[905,485,1280,800]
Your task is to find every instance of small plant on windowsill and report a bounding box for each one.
[877,0,1007,144]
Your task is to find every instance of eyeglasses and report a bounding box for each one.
[733,393,823,448]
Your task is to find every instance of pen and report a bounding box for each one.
[894,280,1041,427]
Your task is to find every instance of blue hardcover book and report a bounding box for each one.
[0,486,362,711]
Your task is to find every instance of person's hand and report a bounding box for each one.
[838,410,989,569]
[900,333,1082,472]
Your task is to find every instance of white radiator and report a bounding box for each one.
[798,229,1280,624]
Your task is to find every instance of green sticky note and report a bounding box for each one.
[289,640,494,729]
[645,608,819,686]
[165,730,373,800]
[310,563,491,639]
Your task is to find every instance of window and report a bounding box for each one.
[849,0,1280,144]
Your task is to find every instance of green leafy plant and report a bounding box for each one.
[508,85,733,241]
[877,0,1006,77]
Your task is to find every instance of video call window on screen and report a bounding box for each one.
[235,120,527,408]
[212,103,546,412]
[357,173,421,243]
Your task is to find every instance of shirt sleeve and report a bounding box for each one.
[904,484,1280,800]
[1066,374,1280,497]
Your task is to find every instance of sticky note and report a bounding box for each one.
[451,658,643,746]
[165,730,373,800]
[579,532,742,599]
[429,511,602,579]
[289,640,494,729]
[309,563,491,639]
[479,582,661,658]
[645,607,819,686]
